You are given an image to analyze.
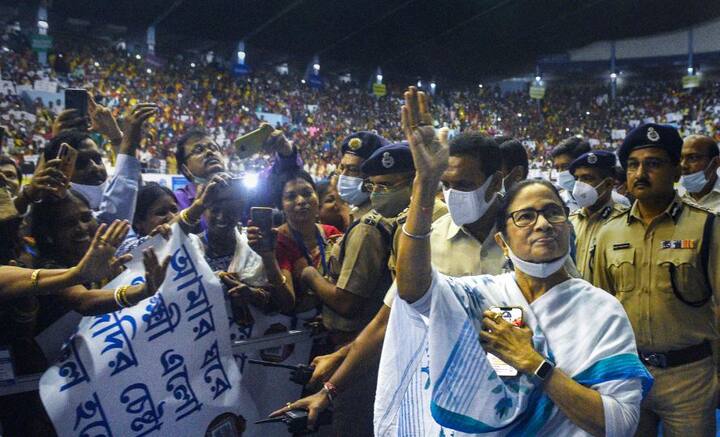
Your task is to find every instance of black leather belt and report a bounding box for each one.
[639,341,712,368]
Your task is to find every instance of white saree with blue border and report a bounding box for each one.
[375,271,653,437]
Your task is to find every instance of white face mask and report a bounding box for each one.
[337,174,369,206]
[503,238,568,278]
[71,181,107,210]
[556,170,575,192]
[572,180,601,208]
[443,176,496,226]
[679,170,709,193]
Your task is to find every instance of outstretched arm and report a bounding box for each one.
[396,87,448,304]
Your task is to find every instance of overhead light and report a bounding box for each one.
[478,83,483,88]
[430,82,436,89]
[610,72,617,80]
[190,62,196,68]
[517,113,522,117]
[146,68,152,74]
[301,79,306,84]
[535,75,541,82]
[585,111,590,115]
[312,63,320,72]
[417,80,422,87]
[94,62,99,67]
[376,74,383,83]
[687,66,694,74]
[136,54,142,60]
[565,128,570,132]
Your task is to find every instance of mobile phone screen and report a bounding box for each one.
[486,306,524,376]
[64,88,88,117]
[251,207,274,251]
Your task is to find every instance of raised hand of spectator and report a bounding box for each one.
[401,86,448,186]
[246,222,278,256]
[262,124,293,157]
[74,220,133,283]
[148,223,173,240]
[194,172,231,209]
[142,247,170,296]
[52,109,88,136]
[120,103,159,154]
[21,158,69,202]
[88,95,123,143]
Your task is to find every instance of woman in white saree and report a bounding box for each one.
[378,87,653,437]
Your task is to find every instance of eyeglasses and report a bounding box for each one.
[362,178,412,193]
[189,142,221,157]
[507,204,567,228]
[626,158,670,172]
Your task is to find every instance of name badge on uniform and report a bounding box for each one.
[660,240,696,249]
[612,243,631,250]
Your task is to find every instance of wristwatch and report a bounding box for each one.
[532,358,555,382]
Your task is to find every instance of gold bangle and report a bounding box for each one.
[31,269,42,291]
[273,274,287,287]
[120,285,132,307]
[180,209,199,226]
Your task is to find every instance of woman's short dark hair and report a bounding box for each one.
[30,190,90,259]
[0,156,22,186]
[495,179,566,235]
[134,183,177,228]
[273,169,317,208]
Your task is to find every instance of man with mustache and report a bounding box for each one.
[592,123,720,437]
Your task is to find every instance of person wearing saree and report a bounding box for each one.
[381,86,652,437]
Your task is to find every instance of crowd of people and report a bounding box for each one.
[2,24,720,182]
[1,17,720,437]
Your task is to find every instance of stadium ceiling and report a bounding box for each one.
[46,0,720,83]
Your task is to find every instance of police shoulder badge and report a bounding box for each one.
[587,153,597,164]
[381,151,394,168]
[348,137,362,150]
[646,127,660,142]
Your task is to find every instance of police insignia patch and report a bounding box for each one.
[381,151,394,168]
[646,127,660,142]
[587,153,597,164]
[348,137,362,150]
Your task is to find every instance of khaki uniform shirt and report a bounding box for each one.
[384,212,507,306]
[324,210,395,332]
[592,195,720,352]
[682,176,720,212]
[569,201,627,281]
[349,201,373,224]
[386,199,448,278]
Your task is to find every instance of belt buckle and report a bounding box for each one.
[643,352,667,368]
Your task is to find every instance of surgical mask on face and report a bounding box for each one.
[556,170,576,192]
[502,237,569,278]
[71,181,107,210]
[571,180,600,208]
[370,186,412,218]
[337,175,369,206]
[679,170,709,193]
[443,176,496,226]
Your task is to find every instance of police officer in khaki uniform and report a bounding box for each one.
[300,142,416,437]
[592,123,720,437]
[568,150,627,281]
[335,131,389,222]
[679,135,720,211]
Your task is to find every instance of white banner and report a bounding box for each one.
[39,226,245,436]
[611,129,627,140]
